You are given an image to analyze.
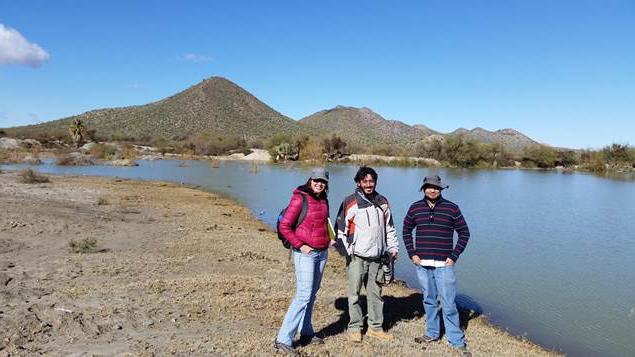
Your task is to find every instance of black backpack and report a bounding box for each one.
[276,195,308,249]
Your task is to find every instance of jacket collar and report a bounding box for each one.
[355,187,381,206]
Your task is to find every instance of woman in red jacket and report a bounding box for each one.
[274,168,330,354]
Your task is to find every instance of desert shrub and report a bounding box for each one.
[85,128,97,142]
[251,139,264,149]
[69,237,98,253]
[0,129,6,136]
[151,137,173,155]
[445,137,484,167]
[120,144,138,160]
[586,151,607,173]
[299,139,325,162]
[30,129,71,147]
[18,168,50,184]
[370,144,400,157]
[0,150,37,164]
[96,197,109,205]
[603,143,634,165]
[555,150,579,167]
[522,145,558,168]
[90,143,118,159]
[322,134,349,160]
[188,134,247,156]
[416,139,447,161]
[270,142,299,162]
[266,133,294,149]
[267,133,300,162]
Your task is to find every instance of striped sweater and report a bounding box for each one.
[402,197,470,262]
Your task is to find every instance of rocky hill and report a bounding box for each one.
[5,77,303,141]
[299,106,438,148]
[449,127,540,152]
[4,77,542,152]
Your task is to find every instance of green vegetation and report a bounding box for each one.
[68,118,87,148]
[267,133,350,163]
[18,168,50,184]
[521,145,559,168]
[267,133,300,161]
[577,143,635,173]
[414,135,513,168]
[90,143,118,159]
[185,133,250,156]
[69,237,98,253]
[519,143,634,172]
[322,134,349,160]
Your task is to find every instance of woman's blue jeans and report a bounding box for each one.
[276,249,328,345]
[416,265,466,347]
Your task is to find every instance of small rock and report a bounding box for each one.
[0,272,12,286]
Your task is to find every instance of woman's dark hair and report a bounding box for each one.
[354,166,377,183]
[301,178,328,199]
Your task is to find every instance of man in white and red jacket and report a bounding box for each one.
[335,166,398,343]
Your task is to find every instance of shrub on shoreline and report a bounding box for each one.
[18,168,50,184]
[90,143,118,160]
[69,237,98,253]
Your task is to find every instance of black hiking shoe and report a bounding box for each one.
[300,334,325,345]
[414,335,439,344]
[454,345,472,356]
[273,340,298,356]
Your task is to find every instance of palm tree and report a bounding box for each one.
[68,118,86,148]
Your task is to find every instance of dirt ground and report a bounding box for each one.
[0,170,558,356]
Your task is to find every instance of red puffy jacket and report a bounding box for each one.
[279,188,330,250]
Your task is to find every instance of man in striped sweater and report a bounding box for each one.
[402,175,471,355]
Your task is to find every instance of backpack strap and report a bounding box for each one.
[295,194,308,227]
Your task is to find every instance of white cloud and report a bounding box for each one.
[179,53,213,63]
[0,24,50,67]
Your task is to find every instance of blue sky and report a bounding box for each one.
[1,0,633,149]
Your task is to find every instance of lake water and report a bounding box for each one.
[2,159,634,356]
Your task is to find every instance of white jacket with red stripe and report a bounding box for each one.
[335,188,398,259]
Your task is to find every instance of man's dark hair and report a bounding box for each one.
[354,166,378,183]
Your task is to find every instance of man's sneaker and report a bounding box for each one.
[348,330,362,343]
[414,335,438,344]
[299,334,325,345]
[366,329,394,341]
[273,340,298,356]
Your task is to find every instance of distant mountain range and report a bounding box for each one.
[4,76,540,151]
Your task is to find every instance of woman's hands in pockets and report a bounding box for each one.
[300,245,314,254]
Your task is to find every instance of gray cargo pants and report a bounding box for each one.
[347,254,384,331]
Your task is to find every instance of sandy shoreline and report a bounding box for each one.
[0,171,558,356]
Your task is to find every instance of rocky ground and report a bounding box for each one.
[0,171,558,356]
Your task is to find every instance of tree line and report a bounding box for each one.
[2,121,634,173]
